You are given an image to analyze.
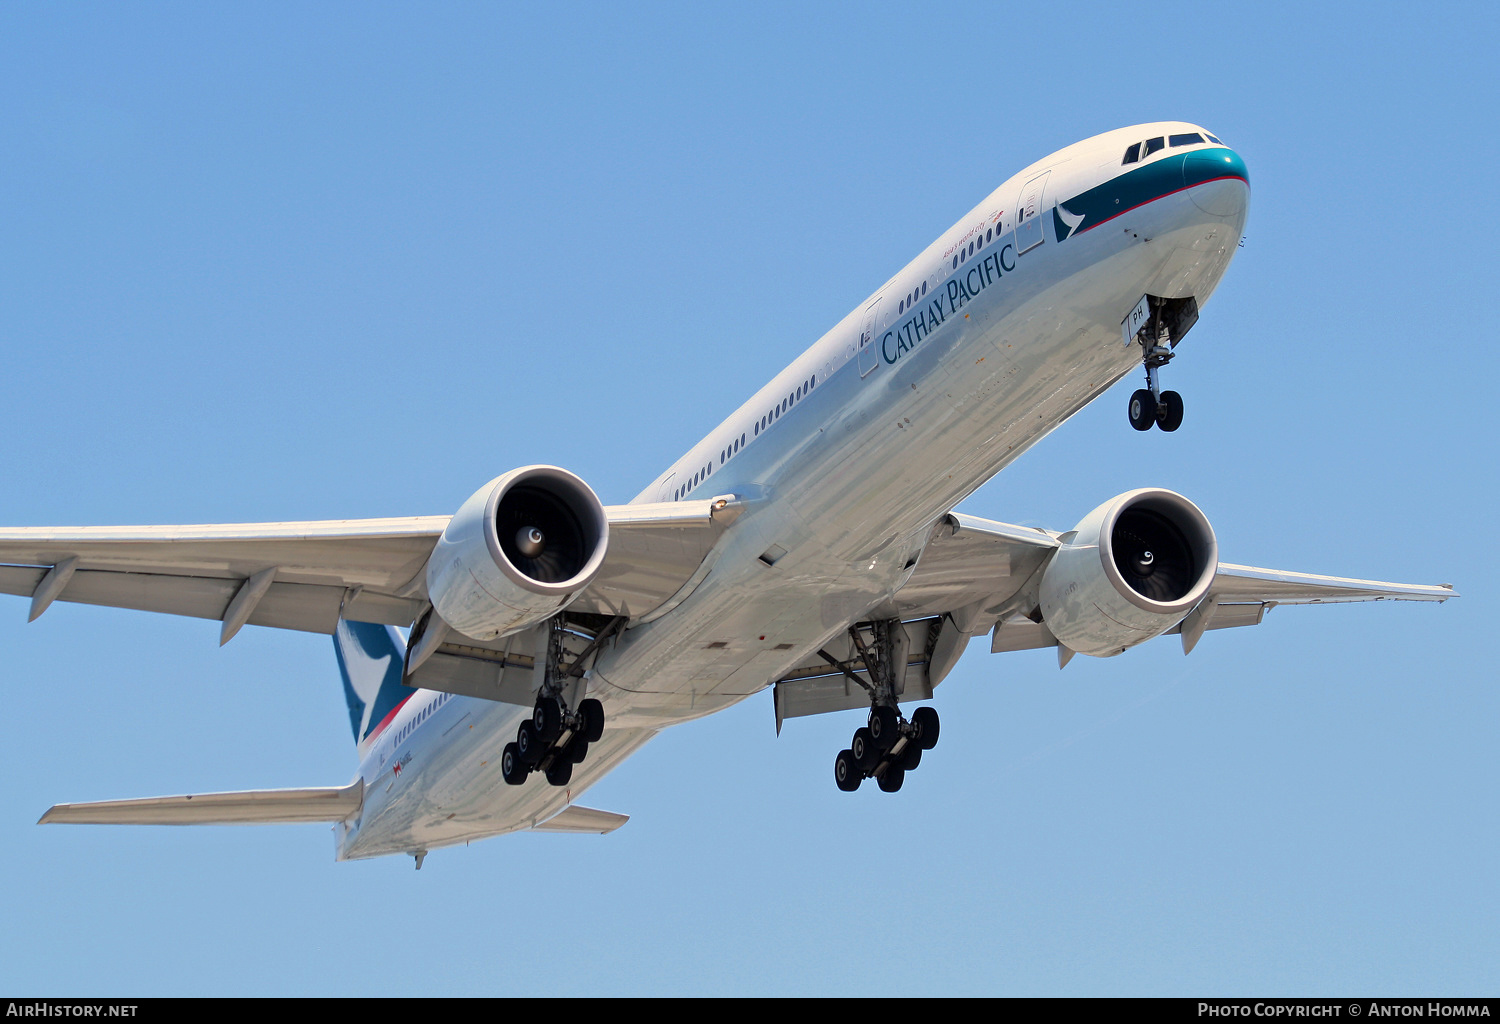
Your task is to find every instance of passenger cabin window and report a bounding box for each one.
[1122,142,1141,165]
[1169,133,1204,147]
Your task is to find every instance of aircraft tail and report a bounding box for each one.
[333,619,411,752]
[40,781,363,825]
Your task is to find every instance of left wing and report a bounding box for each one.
[0,499,737,641]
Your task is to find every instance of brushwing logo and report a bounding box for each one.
[1052,201,1085,241]
[334,619,407,745]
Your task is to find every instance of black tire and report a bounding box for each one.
[1157,390,1184,432]
[501,743,528,786]
[851,727,877,772]
[877,763,905,793]
[1129,389,1157,431]
[568,738,589,764]
[834,750,862,792]
[901,743,923,771]
[579,698,605,743]
[516,719,545,765]
[911,706,940,751]
[534,696,564,742]
[545,759,573,787]
[868,706,899,750]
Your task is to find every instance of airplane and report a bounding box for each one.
[9,121,1456,866]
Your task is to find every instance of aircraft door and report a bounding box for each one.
[1015,171,1050,254]
[857,297,883,377]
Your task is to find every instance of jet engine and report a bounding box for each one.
[1038,488,1217,657]
[426,466,609,641]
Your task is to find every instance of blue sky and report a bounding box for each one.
[1,1,1495,996]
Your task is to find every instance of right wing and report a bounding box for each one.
[772,511,1456,725]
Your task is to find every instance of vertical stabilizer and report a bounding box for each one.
[333,620,409,752]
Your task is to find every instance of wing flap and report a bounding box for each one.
[884,512,1058,621]
[39,780,364,825]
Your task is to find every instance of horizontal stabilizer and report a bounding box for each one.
[39,780,363,825]
[531,805,629,834]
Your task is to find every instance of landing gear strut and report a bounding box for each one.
[1125,295,1196,432]
[827,620,941,794]
[501,616,620,787]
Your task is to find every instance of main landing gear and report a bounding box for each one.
[834,705,939,793]
[1124,295,1197,432]
[501,693,605,787]
[501,616,619,787]
[824,619,941,793]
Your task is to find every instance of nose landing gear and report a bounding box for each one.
[1123,295,1197,433]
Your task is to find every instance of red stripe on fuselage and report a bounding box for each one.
[359,692,414,751]
[1077,174,1249,236]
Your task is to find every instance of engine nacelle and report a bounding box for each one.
[426,466,608,641]
[1038,488,1218,657]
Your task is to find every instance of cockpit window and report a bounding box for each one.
[1205,133,1222,144]
[1144,136,1165,156]
[1122,142,1141,165]
[1169,132,1205,147]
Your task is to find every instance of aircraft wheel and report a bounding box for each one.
[851,727,877,772]
[901,743,922,771]
[516,720,545,765]
[568,738,589,765]
[545,758,573,787]
[834,750,862,792]
[1157,390,1184,432]
[877,764,906,793]
[1129,389,1157,431]
[911,706,940,750]
[579,698,605,743]
[534,696,564,742]
[868,706,900,750]
[501,743,527,786]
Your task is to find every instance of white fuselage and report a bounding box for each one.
[338,121,1250,860]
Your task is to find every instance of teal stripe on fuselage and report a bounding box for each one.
[1054,148,1248,241]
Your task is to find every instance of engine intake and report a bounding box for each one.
[1039,488,1217,657]
[426,466,608,641]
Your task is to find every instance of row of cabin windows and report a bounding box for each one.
[1121,131,1222,165]
[671,373,819,501]
[673,460,714,501]
[395,691,450,746]
[951,223,1002,270]
[897,281,928,315]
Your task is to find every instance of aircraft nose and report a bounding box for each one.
[1183,147,1249,218]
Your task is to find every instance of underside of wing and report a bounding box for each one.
[0,497,738,640]
[772,507,1458,724]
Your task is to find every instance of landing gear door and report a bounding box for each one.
[857,297,883,377]
[1015,171,1050,255]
